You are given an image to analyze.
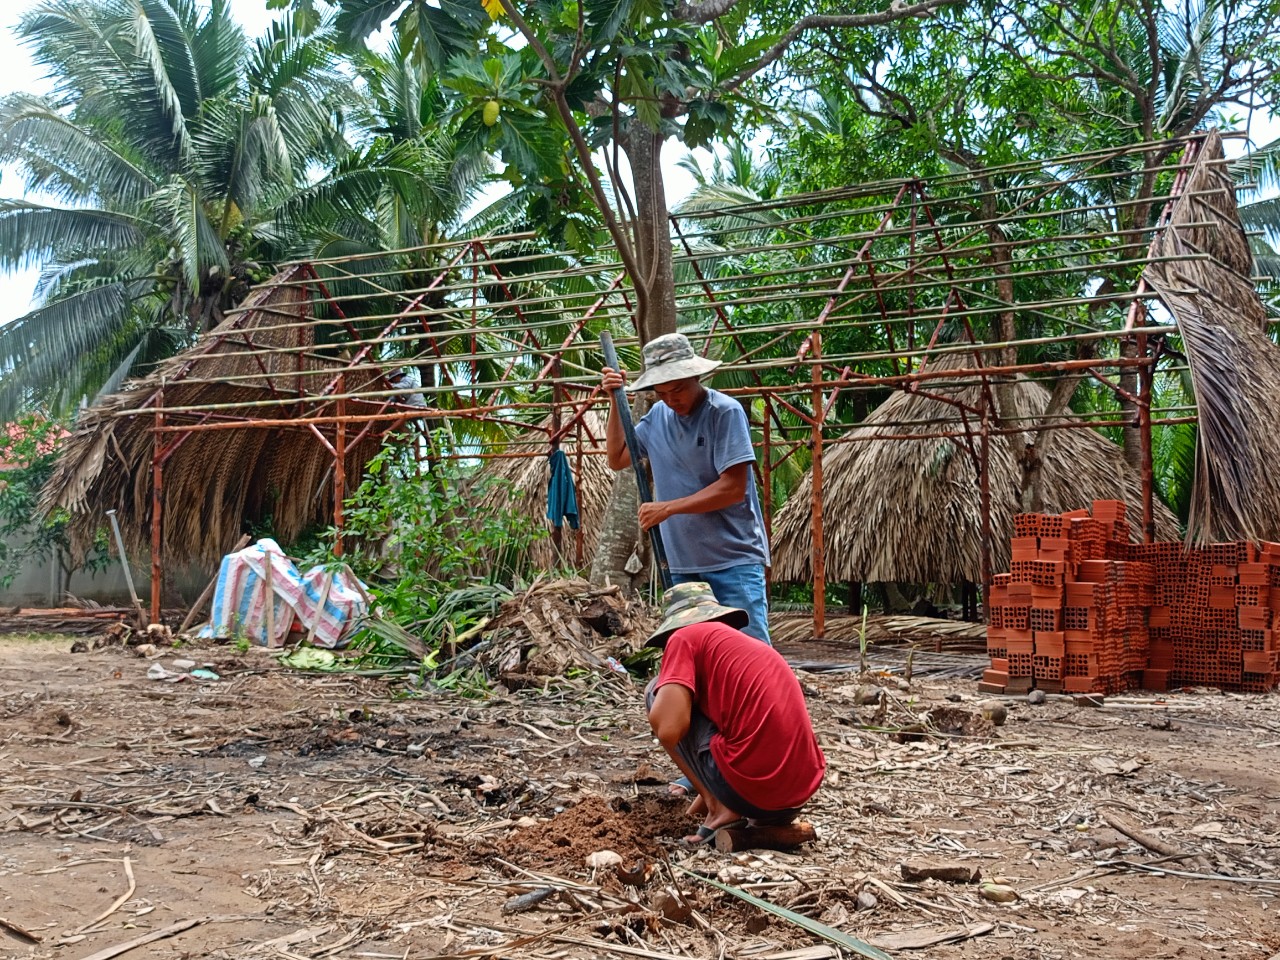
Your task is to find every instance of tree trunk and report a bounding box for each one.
[624,126,678,342]
[588,126,679,588]
[590,391,654,591]
[589,468,645,592]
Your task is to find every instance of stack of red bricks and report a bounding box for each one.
[1132,540,1280,693]
[984,500,1279,695]
[985,500,1151,695]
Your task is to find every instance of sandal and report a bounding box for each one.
[684,817,748,846]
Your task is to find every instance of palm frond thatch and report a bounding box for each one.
[42,265,402,567]
[770,354,1180,584]
[1143,130,1280,544]
[471,409,614,571]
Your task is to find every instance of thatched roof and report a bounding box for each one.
[472,410,614,571]
[1142,130,1280,543]
[44,266,403,567]
[770,356,1180,584]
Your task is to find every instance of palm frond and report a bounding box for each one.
[123,2,195,164]
[0,281,137,420]
[1231,136,1280,196]
[91,341,144,401]
[147,177,228,290]
[0,201,148,269]
[191,0,247,101]
[192,96,293,224]
[0,94,158,205]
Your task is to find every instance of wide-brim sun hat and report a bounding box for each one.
[646,581,749,647]
[627,333,722,392]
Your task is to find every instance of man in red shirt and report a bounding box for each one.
[646,582,826,844]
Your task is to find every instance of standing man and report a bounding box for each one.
[602,332,772,644]
[644,582,825,844]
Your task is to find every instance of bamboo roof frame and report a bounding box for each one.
[43,131,1278,634]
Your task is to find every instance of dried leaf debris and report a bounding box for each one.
[1,636,1278,960]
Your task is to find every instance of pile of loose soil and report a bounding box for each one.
[502,794,690,867]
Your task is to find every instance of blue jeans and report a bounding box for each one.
[672,564,770,645]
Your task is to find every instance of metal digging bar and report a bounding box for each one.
[599,331,673,590]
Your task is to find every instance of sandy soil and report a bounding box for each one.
[1,633,1278,960]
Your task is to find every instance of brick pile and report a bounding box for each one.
[983,501,1280,695]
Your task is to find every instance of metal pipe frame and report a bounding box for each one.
[130,136,1226,633]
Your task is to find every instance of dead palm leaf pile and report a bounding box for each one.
[1142,129,1280,543]
[41,266,402,567]
[478,576,657,684]
[771,352,1179,585]
[768,612,988,649]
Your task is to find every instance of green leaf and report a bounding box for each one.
[682,98,728,149]
[333,0,407,42]
[582,0,632,42]
[0,202,148,269]
[0,94,157,205]
[499,114,564,179]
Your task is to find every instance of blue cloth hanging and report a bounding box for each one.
[546,448,580,530]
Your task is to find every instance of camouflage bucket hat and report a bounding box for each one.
[627,333,722,392]
[646,581,749,648]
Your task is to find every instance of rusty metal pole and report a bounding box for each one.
[1135,312,1156,543]
[334,375,346,558]
[762,398,773,549]
[574,416,585,568]
[150,388,164,625]
[810,333,826,640]
[550,358,563,559]
[980,397,993,618]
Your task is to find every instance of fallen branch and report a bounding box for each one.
[74,915,254,960]
[71,857,135,936]
[1099,808,1187,859]
[0,915,41,943]
[1100,859,1280,886]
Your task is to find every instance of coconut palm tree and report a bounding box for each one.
[0,0,348,419]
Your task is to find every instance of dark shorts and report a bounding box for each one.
[647,684,802,823]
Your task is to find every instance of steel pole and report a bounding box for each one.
[599,332,672,590]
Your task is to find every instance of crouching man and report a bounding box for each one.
[645,582,826,845]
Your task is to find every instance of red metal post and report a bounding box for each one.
[762,397,773,596]
[550,358,563,558]
[151,391,164,625]
[575,416,585,568]
[334,376,347,557]
[980,396,993,618]
[810,333,826,640]
[762,398,773,547]
[1136,315,1155,543]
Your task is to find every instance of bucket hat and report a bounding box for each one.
[646,581,748,648]
[627,333,721,392]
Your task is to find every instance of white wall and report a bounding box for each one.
[0,531,209,607]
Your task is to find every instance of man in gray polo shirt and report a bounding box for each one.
[601,333,771,644]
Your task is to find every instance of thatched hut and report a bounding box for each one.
[44,266,408,568]
[770,356,1180,585]
[472,409,614,571]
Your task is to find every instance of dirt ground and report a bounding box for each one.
[1,633,1278,960]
